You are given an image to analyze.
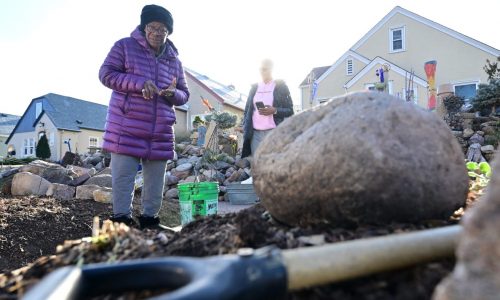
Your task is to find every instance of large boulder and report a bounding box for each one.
[19,160,74,184]
[46,183,76,200]
[11,172,51,196]
[93,187,112,203]
[433,156,500,300]
[76,184,102,200]
[83,174,112,188]
[253,92,468,226]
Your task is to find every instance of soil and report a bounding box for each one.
[0,198,469,300]
[0,195,180,273]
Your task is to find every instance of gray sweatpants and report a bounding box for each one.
[111,153,167,218]
[251,129,272,155]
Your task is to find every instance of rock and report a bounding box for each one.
[76,184,102,200]
[463,128,474,139]
[481,145,495,154]
[171,169,191,180]
[176,158,189,166]
[187,146,201,156]
[476,130,485,136]
[19,160,73,185]
[165,175,179,186]
[227,170,241,182]
[95,162,104,170]
[181,176,197,183]
[238,169,250,182]
[244,168,252,176]
[225,167,235,178]
[88,155,103,166]
[188,156,201,165]
[219,186,227,193]
[46,183,75,200]
[0,168,19,179]
[468,133,484,145]
[166,160,176,171]
[467,143,486,163]
[67,166,95,178]
[225,156,235,165]
[235,158,250,169]
[11,172,51,196]
[176,163,193,172]
[214,161,231,170]
[433,157,500,300]
[93,187,112,203]
[98,167,112,176]
[164,188,179,200]
[451,131,463,137]
[176,143,187,151]
[84,174,112,188]
[253,92,468,226]
[68,173,91,186]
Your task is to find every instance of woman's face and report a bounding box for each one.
[145,21,168,51]
[260,65,273,82]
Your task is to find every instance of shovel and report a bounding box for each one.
[24,225,461,300]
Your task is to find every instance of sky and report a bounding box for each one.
[1,0,499,116]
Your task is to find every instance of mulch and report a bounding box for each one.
[0,195,474,300]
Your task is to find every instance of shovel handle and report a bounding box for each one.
[282,225,462,290]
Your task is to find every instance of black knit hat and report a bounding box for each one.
[140,4,173,34]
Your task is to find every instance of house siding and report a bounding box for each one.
[347,66,427,107]
[354,12,497,87]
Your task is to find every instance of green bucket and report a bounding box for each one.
[178,182,219,225]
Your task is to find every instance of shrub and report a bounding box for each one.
[472,79,500,115]
[442,95,464,113]
[36,134,51,160]
[205,112,238,130]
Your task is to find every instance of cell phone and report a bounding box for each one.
[255,101,265,109]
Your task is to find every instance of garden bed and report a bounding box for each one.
[0,191,480,300]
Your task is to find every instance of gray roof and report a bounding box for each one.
[185,68,246,110]
[40,93,108,131]
[300,66,331,86]
[0,113,20,136]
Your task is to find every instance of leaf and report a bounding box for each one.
[468,171,478,178]
[466,162,479,171]
[479,162,491,175]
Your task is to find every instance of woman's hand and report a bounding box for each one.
[160,78,177,98]
[258,106,277,116]
[142,80,159,100]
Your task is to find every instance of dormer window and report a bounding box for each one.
[346,59,353,76]
[390,26,405,53]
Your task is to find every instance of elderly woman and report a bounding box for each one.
[241,59,294,158]
[99,4,189,229]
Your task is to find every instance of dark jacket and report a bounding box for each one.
[99,27,190,161]
[241,80,294,158]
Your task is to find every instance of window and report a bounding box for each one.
[454,83,478,102]
[390,27,405,52]
[35,102,42,119]
[346,59,353,76]
[23,138,35,157]
[89,137,99,148]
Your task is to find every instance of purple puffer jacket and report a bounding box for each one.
[99,28,189,161]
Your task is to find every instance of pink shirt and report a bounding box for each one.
[252,81,277,130]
